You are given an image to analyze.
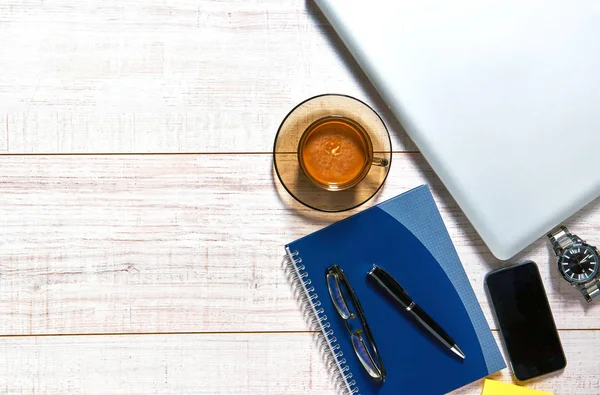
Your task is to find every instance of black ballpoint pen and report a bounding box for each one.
[367,264,466,360]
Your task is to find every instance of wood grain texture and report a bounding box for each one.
[0,331,597,395]
[1,1,599,393]
[0,154,598,335]
[0,332,332,394]
[0,115,7,152]
[0,0,415,154]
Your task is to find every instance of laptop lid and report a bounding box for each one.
[314,0,600,259]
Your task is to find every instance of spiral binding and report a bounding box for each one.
[284,247,359,395]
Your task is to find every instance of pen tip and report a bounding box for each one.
[451,345,466,360]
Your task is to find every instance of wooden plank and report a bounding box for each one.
[0,0,414,153]
[0,331,596,394]
[0,115,6,152]
[0,154,598,335]
[0,332,332,394]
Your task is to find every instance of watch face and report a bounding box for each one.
[559,244,599,283]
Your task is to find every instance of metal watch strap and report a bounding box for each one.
[580,278,600,302]
[547,226,576,255]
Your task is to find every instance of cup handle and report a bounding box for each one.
[372,157,389,167]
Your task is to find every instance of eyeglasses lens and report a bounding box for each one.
[326,272,351,319]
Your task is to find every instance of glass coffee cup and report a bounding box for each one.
[298,115,389,191]
[273,94,392,212]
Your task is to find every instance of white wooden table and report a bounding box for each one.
[0,1,598,394]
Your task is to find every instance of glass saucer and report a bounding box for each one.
[273,94,392,212]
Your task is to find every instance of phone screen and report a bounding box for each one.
[485,261,566,381]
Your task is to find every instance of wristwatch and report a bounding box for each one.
[547,226,600,302]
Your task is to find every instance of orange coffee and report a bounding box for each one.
[298,117,372,190]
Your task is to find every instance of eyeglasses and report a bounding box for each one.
[326,265,386,382]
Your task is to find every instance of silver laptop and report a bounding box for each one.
[314,0,600,259]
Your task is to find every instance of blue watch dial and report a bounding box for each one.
[559,245,599,284]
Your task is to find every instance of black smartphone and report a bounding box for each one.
[485,260,566,381]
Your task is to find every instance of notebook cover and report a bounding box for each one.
[286,185,505,395]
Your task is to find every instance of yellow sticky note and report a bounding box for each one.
[481,379,553,395]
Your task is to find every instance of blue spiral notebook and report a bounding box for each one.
[284,185,505,395]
